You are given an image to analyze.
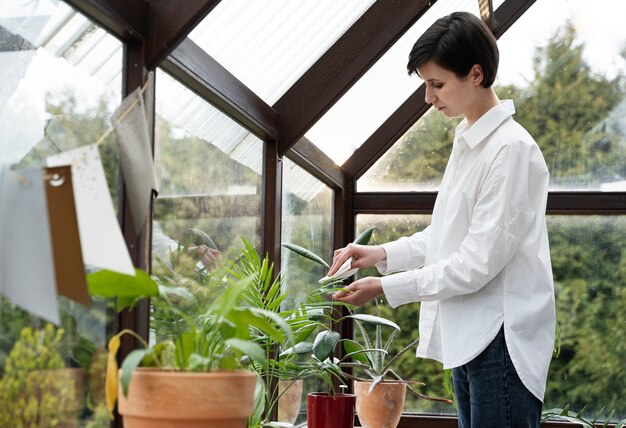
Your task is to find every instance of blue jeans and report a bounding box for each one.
[452,326,542,428]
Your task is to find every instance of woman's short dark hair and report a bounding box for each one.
[407,11,499,88]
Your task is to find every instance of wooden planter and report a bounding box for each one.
[307,392,356,428]
[117,369,257,428]
[354,381,406,428]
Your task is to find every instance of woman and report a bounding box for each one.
[330,11,555,427]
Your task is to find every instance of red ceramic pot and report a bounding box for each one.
[307,392,355,428]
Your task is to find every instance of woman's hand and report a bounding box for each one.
[327,243,387,277]
[332,277,383,306]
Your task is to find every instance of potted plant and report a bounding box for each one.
[280,227,377,428]
[229,239,358,427]
[87,240,295,428]
[282,227,452,428]
[339,308,452,428]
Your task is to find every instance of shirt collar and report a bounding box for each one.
[455,100,516,149]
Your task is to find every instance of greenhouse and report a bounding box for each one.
[0,0,624,427]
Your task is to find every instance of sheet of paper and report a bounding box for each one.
[0,166,59,324]
[112,87,157,235]
[319,258,359,283]
[44,165,91,306]
[47,144,135,275]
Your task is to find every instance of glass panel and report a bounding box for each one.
[152,69,263,267]
[355,214,626,422]
[545,215,625,422]
[281,157,333,425]
[305,0,479,165]
[359,0,626,191]
[0,1,121,426]
[189,0,376,105]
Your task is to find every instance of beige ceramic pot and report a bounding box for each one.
[354,380,406,428]
[117,368,257,428]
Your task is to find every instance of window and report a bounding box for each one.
[0,1,122,425]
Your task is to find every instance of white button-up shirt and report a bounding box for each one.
[377,100,555,401]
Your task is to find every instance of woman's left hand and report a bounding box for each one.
[332,277,384,306]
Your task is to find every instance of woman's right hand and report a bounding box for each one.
[326,243,386,277]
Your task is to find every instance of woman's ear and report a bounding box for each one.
[470,64,484,86]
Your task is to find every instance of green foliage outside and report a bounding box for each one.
[0,325,79,427]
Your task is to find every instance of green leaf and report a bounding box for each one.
[342,339,369,364]
[120,348,151,396]
[312,330,340,361]
[347,313,400,331]
[280,341,313,356]
[87,268,159,305]
[282,243,330,268]
[225,338,266,364]
[353,226,375,245]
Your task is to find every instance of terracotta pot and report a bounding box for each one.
[354,381,406,428]
[118,368,257,428]
[277,379,303,424]
[306,392,355,428]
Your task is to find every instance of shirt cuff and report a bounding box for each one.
[376,240,413,274]
[381,271,419,308]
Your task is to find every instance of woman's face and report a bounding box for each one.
[418,60,477,119]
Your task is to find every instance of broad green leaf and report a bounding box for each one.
[280,341,313,356]
[347,313,400,331]
[282,243,330,268]
[312,330,340,361]
[226,338,266,364]
[353,226,375,245]
[88,268,159,303]
[342,339,369,364]
[121,349,151,396]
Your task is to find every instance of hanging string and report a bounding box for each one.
[93,71,153,147]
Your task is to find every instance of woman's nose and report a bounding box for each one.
[425,86,436,104]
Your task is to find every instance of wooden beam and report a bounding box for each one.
[63,0,147,40]
[161,38,279,142]
[145,0,221,68]
[343,0,538,181]
[352,192,626,215]
[287,138,346,189]
[273,0,436,156]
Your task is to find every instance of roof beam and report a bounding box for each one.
[287,138,346,189]
[273,0,436,156]
[343,0,537,181]
[145,0,221,68]
[161,38,279,142]
[63,0,147,40]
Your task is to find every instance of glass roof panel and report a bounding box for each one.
[304,0,479,165]
[189,0,376,105]
[0,0,123,165]
[358,0,626,192]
